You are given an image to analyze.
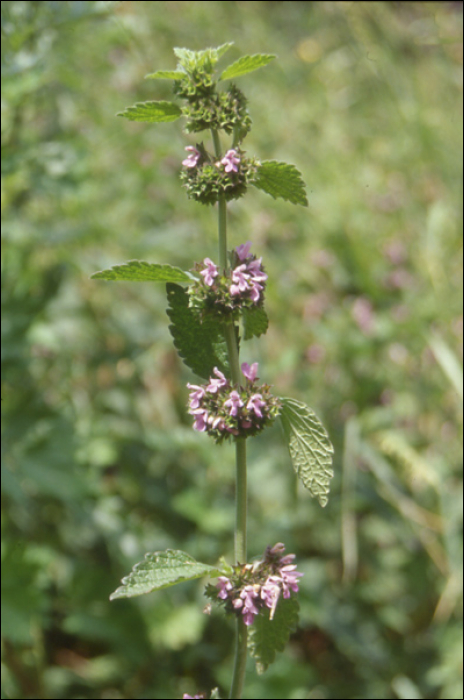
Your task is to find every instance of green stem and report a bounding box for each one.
[213,127,248,700]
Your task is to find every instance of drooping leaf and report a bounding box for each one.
[252,160,308,206]
[242,306,269,340]
[166,283,229,380]
[280,398,334,507]
[247,596,300,674]
[117,100,182,123]
[110,550,220,600]
[91,261,195,283]
[144,70,186,80]
[219,54,276,81]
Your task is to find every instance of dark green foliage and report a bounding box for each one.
[247,596,300,674]
[166,283,229,379]
[242,306,269,340]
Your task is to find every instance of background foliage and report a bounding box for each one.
[2,2,462,698]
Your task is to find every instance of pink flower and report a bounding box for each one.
[241,362,259,382]
[230,264,250,296]
[238,585,260,625]
[200,258,218,287]
[249,280,264,302]
[182,146,201,168]
[206,367,228,393]
[187,384,206,409]
[236,241,252,261]
[191,408,208,432]
[224,390,244,417]
[247,257,267,283]
[261,576,282,619]
[280,565,304,598]
[247,393,266,419]
[220,149,240,173]
[216,576,233,600]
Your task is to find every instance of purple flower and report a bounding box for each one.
[241,362,259,382]
[230,264,250,296]
[206,367,228,393]
[182,146,201,168]
[224,390,244,417]
[247,393,266,419]
[220,149,240,173]
[280,564,304,598]
[247,258,267,283]
[216,576,233,600]
[191,409,208,432]
[249,280,264,302]
[238,585,260,625]
[187,384,206,410]
[236,241,252,261]
[268,542,286,556]
[200,258,219,287]
[261,576,282,619]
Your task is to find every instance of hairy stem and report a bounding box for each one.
[212,128,248,699]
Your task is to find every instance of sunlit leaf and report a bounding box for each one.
[117,100,182,123]
[252,160,308,206]
[110,550,220,600]
[219,54,276,81]
[91,261,194,283]
[280,398,334,507]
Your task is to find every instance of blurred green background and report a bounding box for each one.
[2,2,463,698]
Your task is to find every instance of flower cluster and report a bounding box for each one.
[187,362,280,442]
[207,543,303,626]
[180,144,258,205]
[189,241,267,320]
[175,75,252,138]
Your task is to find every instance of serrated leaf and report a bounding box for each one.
[110,550,220,600]
[144,70,186,80]
[117,100,182,123]
[174,44,234,71]
[248,596,300,674]
[166,283,229,380]
[280,398,334,507]
[252,161,308,206]
[242,306,269,340]
[91,261,195,283]
[219,53,276,81]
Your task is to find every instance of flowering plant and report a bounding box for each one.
[92,44,334,700]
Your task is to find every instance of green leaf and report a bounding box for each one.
[280,398,334,507]
[91,261,195,283]
[174,43,234,71]
[242,306,269,340]
[166,283,229,380]
[252,161,308,206]
[117,100,182,123]
[219,53,276,81]
[144,70,186,80]
[248,596,300,674]
[110,550,220,600]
